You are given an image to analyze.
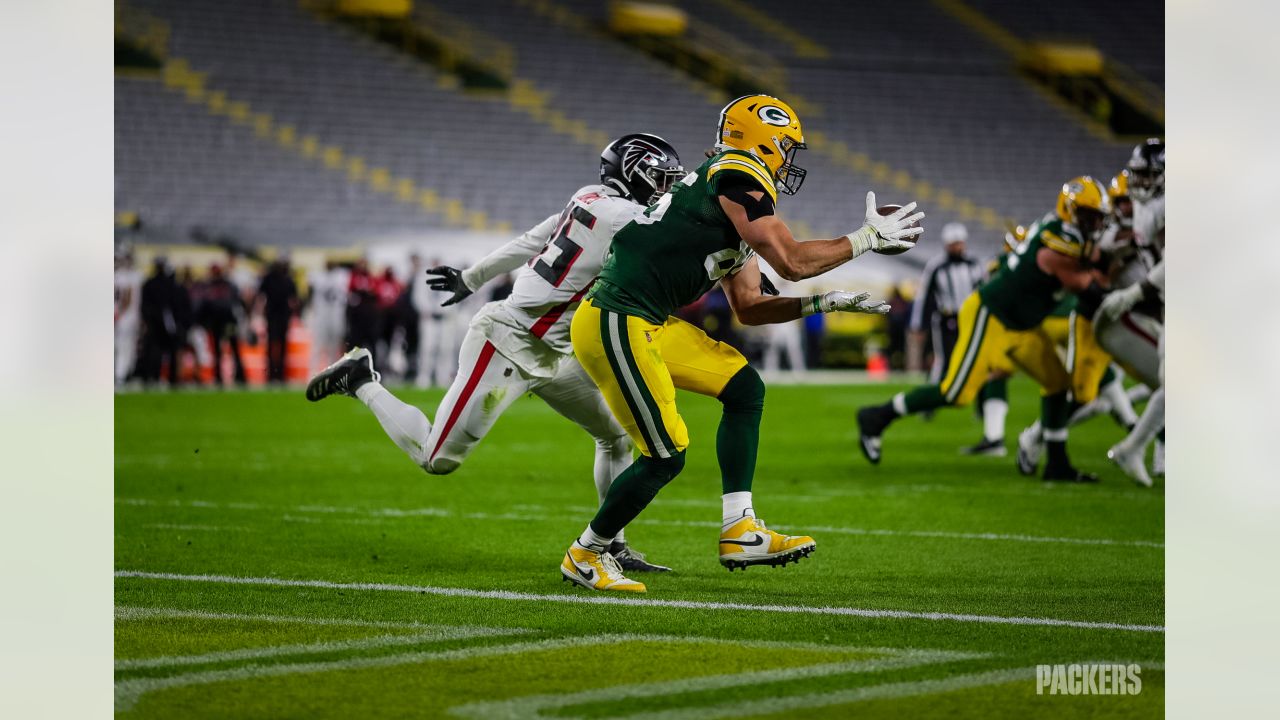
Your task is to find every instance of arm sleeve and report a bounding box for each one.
[908,261,936,331]
[1145,260,1165,298]
[460,213,559,291]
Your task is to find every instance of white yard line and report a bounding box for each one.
[114,570,1165,633]
[142,523,252,532]
[115,497,1165,549]
[115,606,474,631]
[116,625,524,671]
[626,666,1043,720]
[450,647,981,719]
[115,634,662,711]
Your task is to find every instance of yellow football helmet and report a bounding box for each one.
[1108,169,1134,228]
[716,94,807,195]
[1056,175,1109,231]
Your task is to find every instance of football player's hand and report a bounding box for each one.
[1098,284,1142,321]
[806,291,891,315]
[847,191,925,256]
[426,266,473,307]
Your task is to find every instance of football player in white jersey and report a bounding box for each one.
[1094,139,1166,484]
[114,247,143,385]
[305,134,686,571]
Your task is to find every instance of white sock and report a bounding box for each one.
[356,382,433,466]
[1120,387,1164,454]
[1024,419,1042,440]
[575,526,613,553]
[1127,384,1152,404]
[891,392,908,416]
[982,398,1007,442]
[722,491,754,526]
[1101,379,1139,427]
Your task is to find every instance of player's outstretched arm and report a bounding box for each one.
[720,189,923,281]
[722,257,890,326]
[425,213,559,308]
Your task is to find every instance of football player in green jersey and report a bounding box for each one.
[560,94,925,592]
[857,177,1113,483]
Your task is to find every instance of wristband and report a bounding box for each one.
[846,225,876,258]
[800,294,825,317]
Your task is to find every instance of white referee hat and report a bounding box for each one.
[941,222,969,244]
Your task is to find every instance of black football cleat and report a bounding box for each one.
[962,437,1007,457]
[305,347,379,402]
[608,541,671,573]
[856,405,894,465]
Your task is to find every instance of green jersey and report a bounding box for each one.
[589,149,775,325]
[979,214,1082,331]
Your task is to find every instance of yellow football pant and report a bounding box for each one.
[940,293,1070,406]
[1042,312,1111,404]
[571,298,748,458]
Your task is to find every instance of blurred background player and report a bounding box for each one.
[138,256,181,387]
[909,222,985,388]
[114,247,143,386]
[858,177,1112,482]
[758,258,807,375]
[305,133,687,573]
[908,221,986,428]
[307,258,350,377]
[255,257,300,385]
[413,256,456,388]
[199,263,248,386]
[562,95,922,592]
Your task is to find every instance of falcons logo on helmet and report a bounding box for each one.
[620,139,668,181]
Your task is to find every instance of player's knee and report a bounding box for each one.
[640,449,685,485]
[596,432,631,456]
[719,365,765,415]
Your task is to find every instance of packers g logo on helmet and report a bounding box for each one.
[756,105,791,126]
[717,94,807,195]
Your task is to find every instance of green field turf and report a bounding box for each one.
[115,378,1164,718]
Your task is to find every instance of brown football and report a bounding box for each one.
[872,204,920,256]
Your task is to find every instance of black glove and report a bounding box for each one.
[425,266,473,307]
[759,273,780,296]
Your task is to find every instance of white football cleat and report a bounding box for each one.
[1016,425,1043,476]
[1108,443,1153,487]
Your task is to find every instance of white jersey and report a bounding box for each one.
[462,185,644,377]
[114,267,143,327]
[1102,194,1164,290]
[309,267,350,324]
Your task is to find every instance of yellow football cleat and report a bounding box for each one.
[718,515,816,571]
[560,544,647,592]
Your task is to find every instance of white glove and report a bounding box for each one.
[1098,284,1142,321]
[847,191,926,257]
[801,291,891,316]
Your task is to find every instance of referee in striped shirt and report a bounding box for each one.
[909,223,986,385]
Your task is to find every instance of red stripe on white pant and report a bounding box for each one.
[1120,312,1159,347]
[429,341,498,462]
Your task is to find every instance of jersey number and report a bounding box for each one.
[532,205,595,287]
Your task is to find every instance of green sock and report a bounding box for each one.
[903,384,946,414]
[589,451,686,538]
[716,367,765,494]
[979,377,1008,404]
